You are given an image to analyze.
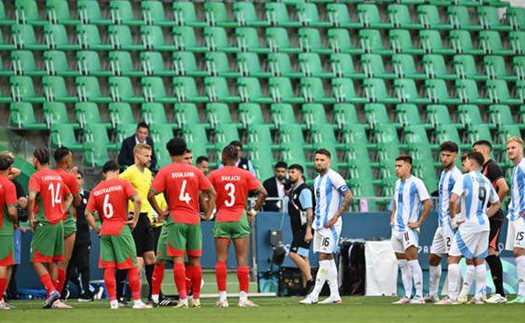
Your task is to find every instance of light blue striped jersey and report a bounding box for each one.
[438,166,462,228]
[313,169,349,230]
[393,175,430,232]
[452,170,498,232]
[508,157,525,222]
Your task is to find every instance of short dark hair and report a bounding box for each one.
[467,151,485,167]
[275,161,288,170]
[102,160,119,174]
[461,153,468,162]
[473,140,492,151]
[0,152,14,171]
[288,164,304,173]
[166,137,187,156]
[137,122,149,130]
[229,140,243,150]
[196,156,209,164]
[314,148,331,159]
[77,169,84,178]
[34,148,50,165]
[222,145,238,162]
[184,148,192,154]
[440,141,458,153]
[53,146,71,162]
[395,154,413,165]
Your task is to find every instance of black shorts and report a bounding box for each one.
[132,213,154,256]
[489,217,503,251]
[70,241,90,269]
[290,227,312,258]
[152,225,162,255]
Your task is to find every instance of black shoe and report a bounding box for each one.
[78,293,94,302]
[118,297,129,307]
[60,289,70,301]
[304,280,315,296]
[158,296,177,307]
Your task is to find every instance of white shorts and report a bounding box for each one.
[430,226,455,255]
[505,219,525,250]
[313,224,342,254]
[390,229,419,254]
[449,229,489,259]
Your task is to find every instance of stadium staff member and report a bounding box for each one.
[219,141,256,176]
[196,156,210,176]
[262,161,288,212]
[118,122,157,171]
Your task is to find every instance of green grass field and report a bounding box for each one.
[2,296,523,323]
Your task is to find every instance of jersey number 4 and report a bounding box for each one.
[179,180,191,205]
[48,183,62,207]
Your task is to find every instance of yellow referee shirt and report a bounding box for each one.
[151,194,168,228]
[119,165,152,214]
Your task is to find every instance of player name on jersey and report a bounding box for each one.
[220,175,241,181]
[93,185,124,197]
[40,175,62,182]
[171,172,196,178]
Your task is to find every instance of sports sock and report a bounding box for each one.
[0,278,6,301]
[185,265,193,295]
[448,263,460,301]
[128,266,141,302]
[516,256,525,297]
[237,266,250,294]
[429,265,442,297]
[190,265,202,300]
[216,262,227,292]
[56,268,66,295]
[398,259,412,298]
[408,260,423,298]
[104,268,117,301]
[151,264,165,297]
[475,264,487,300]
[145,264,154,299]
[115,269,127,300]
[173,263,187,300]
[459,265,475,298]
[486,255,505,297]
[311,260,329,299]
[39,273,56,295]
[326,259,340,299]
[219,291,227,302]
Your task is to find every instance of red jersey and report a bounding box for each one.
[0,176,17,236]
[54,168,80,220]
[28,168,70,225]
[208,166,261,222]
[151,162,212,225]
[86,179,136,236]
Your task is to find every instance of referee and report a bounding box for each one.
[117,144,156,305]
[472,140,509,303]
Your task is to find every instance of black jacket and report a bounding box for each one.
[75,190,91,245]
[118,135,157,170]
[262,177,281,212]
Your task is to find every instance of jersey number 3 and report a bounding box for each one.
[224,183,236,207]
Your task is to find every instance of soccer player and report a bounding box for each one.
[0,152,19,310]
[426,142,462,302]
[472,140,509,303]
[53,147,81,302]
[27,148,73,309]
[438,151,501,305]
[300,149,353,305]
[85,160,151,310]
[118,143,156,304]
[390,154,432,305]
[209,145,267,308]
[148,138,217,308]
[287,164,315,295]
[504,137,525,303]
[461,154,469,173]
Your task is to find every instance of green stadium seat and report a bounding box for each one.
[392,54,425,80]
[77,0,111,25]
[485,79,523,105]
[42,76,77,102]
[365,104,396,129]
[455,79,491,105]
[513,56,525,80]
[453,54,487,80]
[487,105,518,127]
[109,102,135,128]
[115,123,138,144]
[77,24,112,51]
[477,6,511,31]
[233,2,268,27]
[425,79,461,105]
[332,78,367,104]
[15,0,46,26]
[248,141,275,181]
[388,4,421,29]
[268,53,300,78]
[204,1,236,28]
[239,103,267,128]
[204,27,237,53]
[140,51,172,77]
[44,24,79,50]
[389,29,424,55]
[11,25,46,50]
[237,77,272,104]
[141,100,173,125]
[427,104,453,127]
[299,28,331,54]
[483,55,516,81]
[374,125,402,180]
[43,102,77,129]
[173,103,205,129]
[266,27,301,53]
[204,77,240,103]
[363,78,398,104]
[172,2,205,28]
[404,125,438,188]
[359,29,393,55]
[326,3,360,28]
[109,0,142,26]
[236,52,271,78]
[510,31,525,55]
[301,77,334,103]
[479,30,513,55]
[280,124,311,150]
[141,1,174,27]
[449,30,483,55]
[334,104,362,130]
[422,54,455,80]
[419,30,454,55]
[172,26,206,52]
[436,124,463,149]
[448,6,480,31]
[10,76,44,103]
[141,25,176,51]
[508,7,525,31]
[361,54,395,79]
[280,142,308,168]
[206,103,240,129]
[265,3,300,28]
[83,141,110,168]
[77,50,112,77]
[108,25,142,51]
[269,77,303,104]
[84,123,117,151]
[45,50,79,77]
[466,124,494,146]
[301,103,329,129]
[496,125,522,149]
[357,3,390,29]
[9,102,47,130]
[327,28,362,54]
[329,53,364,79]
[172,51,207,77]
[11,50,46,76]
[75,102,110,129]
[396,104,431,128]
[0,56,12,77]
[235,27,269,54]
[215,124,240,150]
[173,77,207,103]
[294,2,331,28]
[46,0,78,25]
[0,1,14,26]
[393,79,429,104]
[457,104,486,128]
[76,76,111,103]
[149,124,175,153]
[0,29,15,50]
[270,103,300,129]
[108,51,144,77]
[109,76,144,103]
[51,124,82,150]
[417,5,451,30]
[205,52,239,78]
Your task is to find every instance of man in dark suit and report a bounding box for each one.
[118,122,157,170]
[262,161,288,212]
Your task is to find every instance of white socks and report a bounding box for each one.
[239,291,248,302]
[310,260,329,299]
[409,260,423,298]
[429,265,442,297]
[448,264,460,301]
[398,259,413,298]
[474,264,487,300]
[326,259,340,299]
[219,291,227,302]
[516,256,525,297]
[459,265,475,298]
[151,294,159,303]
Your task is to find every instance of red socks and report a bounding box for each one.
[128,267,141,301]
[151,264,165,295]
[216,262,227,292]
[185,266,193,294]
[189,265,202,300]
[55,268,66,294]
[39,273,56,295]
[173,263,187,300]
[237,266,250,293]
[104,268,116,301]
[0,278,6,301]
